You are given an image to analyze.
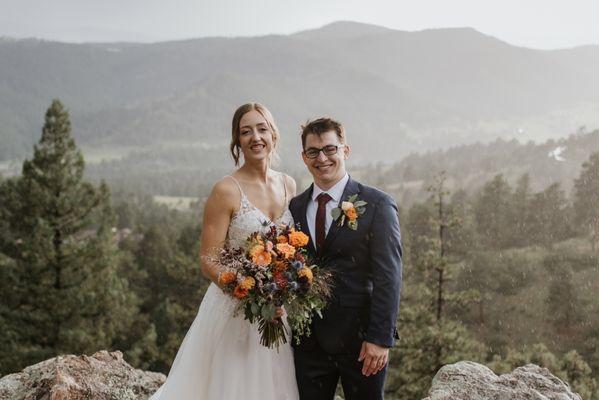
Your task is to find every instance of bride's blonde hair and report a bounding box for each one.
[230,103,280,166]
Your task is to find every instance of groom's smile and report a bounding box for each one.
[302,130,350,190]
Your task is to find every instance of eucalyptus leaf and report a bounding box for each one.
[261,302,275,320]
[331,207,342,220]
[354,200,367,207]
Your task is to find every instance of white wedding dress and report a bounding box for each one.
[150,175,299,400]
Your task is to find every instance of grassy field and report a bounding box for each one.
[153,195,198,211]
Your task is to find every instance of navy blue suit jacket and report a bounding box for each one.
[289,176,402,353]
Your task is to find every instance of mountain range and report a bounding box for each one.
[2,21,599,165]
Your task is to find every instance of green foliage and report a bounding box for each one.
[0,100,138,374]
[543,253,583,332]
[512,173,533,246]
[489,343,598,399]
[573,152,599,251]
[474,174,514,249]
[385,283,487,400]
[2,100,599,395]
[124,224,208,372]
[528,183,571,248]
[382,130,599,206]
[385,172,487,399]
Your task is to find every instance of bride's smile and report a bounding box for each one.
[238,109,276,163]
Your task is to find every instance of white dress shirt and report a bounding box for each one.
[306,173,350,246]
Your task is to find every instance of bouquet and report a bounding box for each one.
[215,224,332,349]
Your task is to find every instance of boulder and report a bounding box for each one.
[0,350,165,400]
[423,360,582,400]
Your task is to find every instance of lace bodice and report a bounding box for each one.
[226,175,294,248]
[194,174,295,343]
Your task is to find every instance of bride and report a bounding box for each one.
[150,103,299,399]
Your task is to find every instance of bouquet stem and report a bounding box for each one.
[258,317,288,349]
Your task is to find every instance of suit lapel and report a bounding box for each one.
[322,176,360,254]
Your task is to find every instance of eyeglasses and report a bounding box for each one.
[303,144,345,159]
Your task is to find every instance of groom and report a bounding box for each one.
[289,117,403,400]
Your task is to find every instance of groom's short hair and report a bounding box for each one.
[301,117,346,149]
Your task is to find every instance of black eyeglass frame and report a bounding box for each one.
[303,144,345,159]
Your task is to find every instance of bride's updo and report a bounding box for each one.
[230,103,280,166]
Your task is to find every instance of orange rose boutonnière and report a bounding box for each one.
[331,194,367,230]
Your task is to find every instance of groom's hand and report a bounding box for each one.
[358,341,389,376]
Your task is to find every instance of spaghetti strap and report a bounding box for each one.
[281,173,288,204]
[225,175,245,198]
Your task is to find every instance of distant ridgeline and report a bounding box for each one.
[360,128,599,205]
[3,22,599,163]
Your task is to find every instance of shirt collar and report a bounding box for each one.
[311,173,349,203]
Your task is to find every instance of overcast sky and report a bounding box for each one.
[1,0,598,49]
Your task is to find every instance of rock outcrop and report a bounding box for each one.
[0,350,165,400]
[1,353,583,400]
[423,360,582,400]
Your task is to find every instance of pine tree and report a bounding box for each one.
[386,172,485,400]
[543,253,582,333]
[528,183,569,249]
[474,174,514,249]
[0,100,137,374]
[573,153,599,251]
[445,189,476,258]
[129,223,207,372]
[512,173,532,246]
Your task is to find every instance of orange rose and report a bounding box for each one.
[218,271,236,286]
[345,207,358,221]
[250,245,272,266]
[233,285,249,299]
[288,230,309,248]
[297,267,313,283]
[276,242,296,259]
[249,244,262,256]
[277,235,288,244]
[239,276,255,290]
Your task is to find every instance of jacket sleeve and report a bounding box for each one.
[365,194,403,347]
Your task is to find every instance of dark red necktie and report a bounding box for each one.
[315,193,332,253]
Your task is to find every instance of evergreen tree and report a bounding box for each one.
[457,250,536,326]
[528,183,569,249]
[543,253,582,333]
[573,153,599,251]
[474,174,514,249]
[130,223,208,372]
[512,173,532,246]
[386,172,485,400]
[385,283,486,400]
[0,100,137,374]
[446,189,476,258]
[405,201,436,270]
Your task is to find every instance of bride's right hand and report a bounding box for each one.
[274,306,284,319]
